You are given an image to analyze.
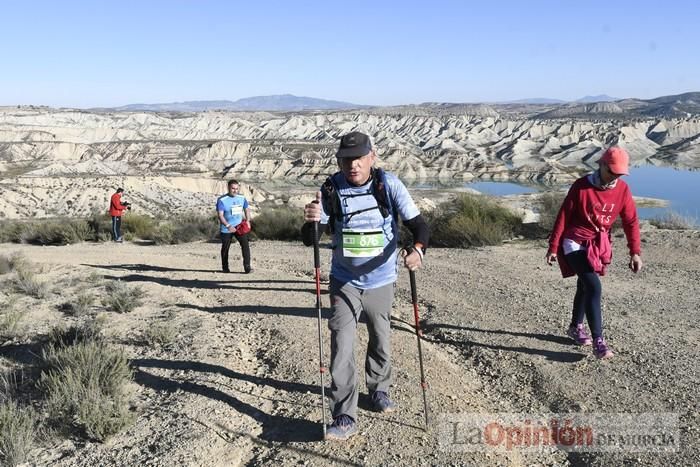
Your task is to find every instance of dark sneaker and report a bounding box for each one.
[324,415,357,441]
[244,266,252,274]
[371,391,397,413]
[593,337,614,359]
[567,324,592,346]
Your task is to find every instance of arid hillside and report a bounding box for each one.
[1,107,699,219]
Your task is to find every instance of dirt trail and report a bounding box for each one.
[1,228,697,466]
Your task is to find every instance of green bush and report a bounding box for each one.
[87,211,112,241]
[0,219,93,245]
[149,213,218,244]
[121,213,156,239]
[148,223,175,244]
[0,222,25,244]
[102,281,145,313]
[171,213,218,243]
[39,340,134,441]
[252,206,304,241]
[0,399,39,466]
[429,194,523,248]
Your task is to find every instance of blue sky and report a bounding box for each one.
[2,0,698,107]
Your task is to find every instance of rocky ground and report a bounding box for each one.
[1,227,697,466]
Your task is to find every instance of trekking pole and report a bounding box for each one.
[313,219,328,437]
[409,266,430,431]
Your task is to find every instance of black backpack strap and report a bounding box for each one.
[320,173,341,233]
[372,168,397,223]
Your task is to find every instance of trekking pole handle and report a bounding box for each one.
[312,201,320,268]
[409,269,418,304]
[405,245,419,303]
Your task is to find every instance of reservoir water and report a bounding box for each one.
[408,166,700,226]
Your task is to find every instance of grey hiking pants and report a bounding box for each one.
[328,278,394,421]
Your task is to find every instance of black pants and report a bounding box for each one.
[565,250,603,339]
[221,232,251,272]
[111,216,122,241]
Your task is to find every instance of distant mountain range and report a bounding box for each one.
[503,94,619,104]
[104,92,700,118]
[111,94,366,112]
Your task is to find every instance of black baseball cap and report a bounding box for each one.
[335,131,372,159]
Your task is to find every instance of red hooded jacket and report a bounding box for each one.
[548,175,640,278]
[109,192,127,217]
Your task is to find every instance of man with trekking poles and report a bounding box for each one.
[302,131,430,441]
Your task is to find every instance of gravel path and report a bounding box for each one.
[1,227,697,466]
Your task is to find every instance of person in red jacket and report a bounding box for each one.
[546,147,643,359]
[109,187,130,242]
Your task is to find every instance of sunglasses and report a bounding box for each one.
[604,165,622,177]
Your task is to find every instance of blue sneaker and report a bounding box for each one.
[324,415,357,441]
[371,391,397,413]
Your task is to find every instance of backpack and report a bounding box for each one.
[321,168,398,233]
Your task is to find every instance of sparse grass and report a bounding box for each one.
[39,339,134,441]
[58,293,95,317]
[429,194,523,248]
[0,399,39,466]
[0,296,25,340]
[252,206,304,241]
[85,272,102,284]
[101,281,145,313]
[0,254,27,275]
[649,211,696,230]
[13,268,49,299]
[142,322,177,347]
[48,316,107,348]
[0,256,12,275]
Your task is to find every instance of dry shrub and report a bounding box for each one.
[649,211,696,230]
[0,296,25,340]
[252,206,304,241]
[13,269,49,299]
[58,293,95,317]
[142,322,177,347]
[536,191,566,233]
[0,254,27,275]
[0,399,39,466]
[39,338,134,441]
[101,281,145,313]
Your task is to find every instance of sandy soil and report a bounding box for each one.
[1,227,698,466]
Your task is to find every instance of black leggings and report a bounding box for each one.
[565,250,603,339]
[221,232,251,271]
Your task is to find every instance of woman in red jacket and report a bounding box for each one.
[546,147,643,359]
